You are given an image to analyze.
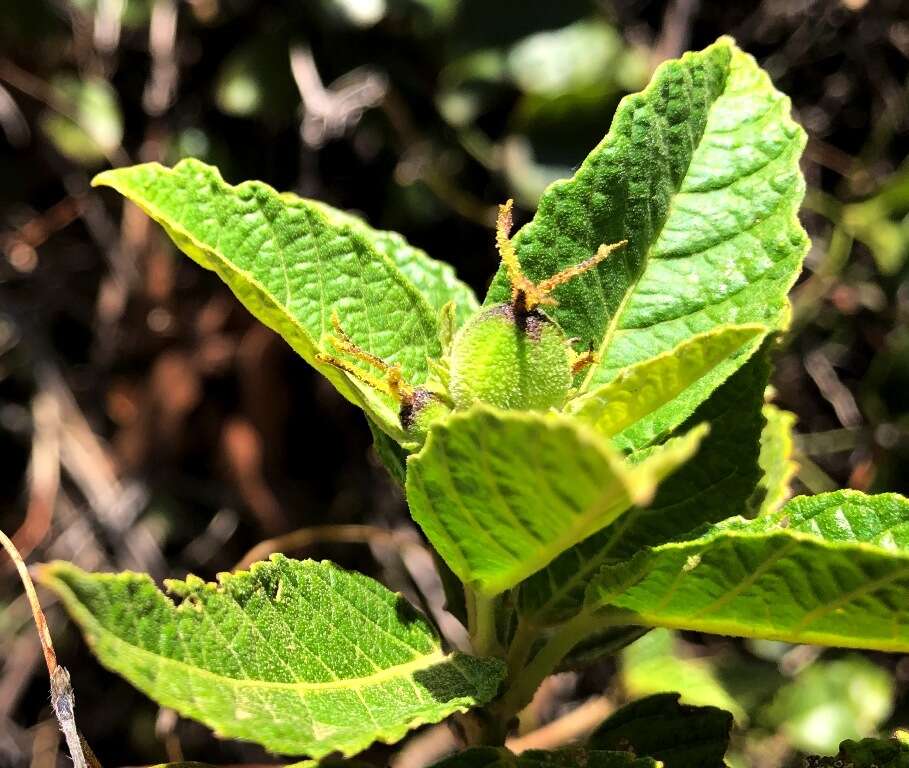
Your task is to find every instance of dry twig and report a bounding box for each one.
[0,530,96,768]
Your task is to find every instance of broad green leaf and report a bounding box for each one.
[92,159,443,441]
[751,404,798,516]
[519,349,769,625]
[309,199,479,327]
[763,656,893,755]
[587,490,909,651]
[430,747,657,768]
[485,36,807,420]
[619,630,744,723]
[567,324,765,450]
[807,738,909,767]
[406,406,705,597]
[40,557,505,758]
[589,692,733,768]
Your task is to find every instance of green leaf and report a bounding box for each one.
[588,692,734,768]
[92,159,444,441]
[587,490,909,652]
[762,656,893,755]
[750,404,798,516]
[806,738,909,768]
[567,324,766,450]
[309,200,479,327]
[406,405,705,597]
[519,349,769,625]
[619,630,744,723]
[485,36,807,418]
[430,747,657,768]
[39,557,505,758]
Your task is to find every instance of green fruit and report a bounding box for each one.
[400,389,452,441]
[449,303,572,411]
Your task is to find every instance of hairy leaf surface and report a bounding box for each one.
[93,159,445,441]
[589,693,733,768]
[406,406,705,597]
[588,491,909,651]
[41,557,505,758]
[520,350,768,624]
[309,199,478,327]
[485,36,806,425]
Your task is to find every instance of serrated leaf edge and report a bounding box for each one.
[92,160,442,443]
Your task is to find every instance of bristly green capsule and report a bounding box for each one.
[449,199,624,412]
[449,303,572,411]
[318,199,625,442]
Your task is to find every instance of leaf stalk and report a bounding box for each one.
[496,610,616,722]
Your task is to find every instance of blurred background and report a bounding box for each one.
[1,0,908,765]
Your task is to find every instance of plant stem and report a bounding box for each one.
[468,589,502,658]
[496,611,614,721]
[505,617,537,679]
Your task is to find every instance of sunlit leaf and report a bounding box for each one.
[41,557,505,758]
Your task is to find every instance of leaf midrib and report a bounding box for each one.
[575,55,736,394]
[49,571,465,695]
[602,526,909,648]
[85,615,452,693]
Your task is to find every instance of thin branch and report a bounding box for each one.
[289,44,387,148]
[506,696,614,753]
[7,389,61,563]
[0,530,92,768]
[143,0,178,116]
[804,349,863,428]
[0,532,56,675]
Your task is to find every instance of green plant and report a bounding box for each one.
[35,36,909,766]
